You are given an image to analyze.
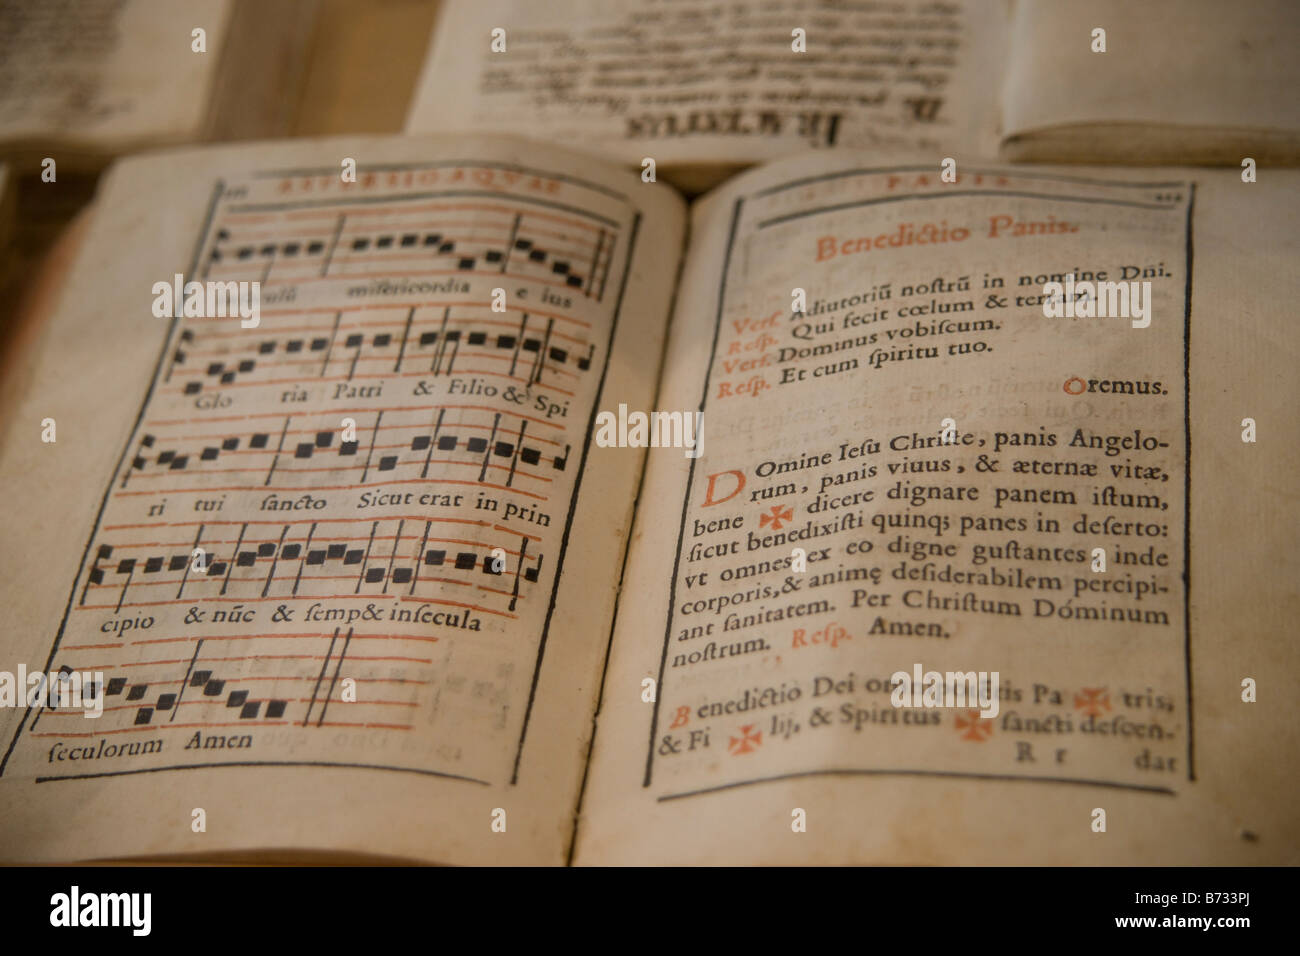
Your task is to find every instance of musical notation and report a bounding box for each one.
[205,204,617,302]
[79,524,544,616]
[3,160,640,784]
[117,406,570,496]
[31,628,412,736]
[166,306,596,396]
[107,662,290,726]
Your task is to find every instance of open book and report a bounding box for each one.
[408,0,1300,191]
[0,133,1295,865]
[0,0,317,171]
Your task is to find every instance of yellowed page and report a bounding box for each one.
[575,153,1299,864]
[0,133,684,864]
[1000,0,1300,164]
[406,0,1006,190]
[0,0,237,163]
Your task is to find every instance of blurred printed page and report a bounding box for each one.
[406,0,1005,186]
[1001,0,1300,163]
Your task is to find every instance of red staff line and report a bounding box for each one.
[95,520,544,545]
[74,595,515,617]
[269,201,610,235]
[33,722,294,737]
[81,675,431,685]
[103,515,494,530]
[162,368,576,399]
[128,633,440,646]
[259,215,603,256]
[71,654,434,670]
[34,723,414,735]
[145,402,566,429]
[82,573,470,593]
[210,299,594,330]
[176,350,580,382]
[117,458,558,481]
[84,535,525,553]
[189,266,590,297]
[110,478,551,501]
[182,318,591,348]
[82,536,525,553]
[48,697,417,717]
[208,223,596,253]
[127,427,565,451]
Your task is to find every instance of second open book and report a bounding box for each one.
[408,0,1300,191]
[0,134,1295,864]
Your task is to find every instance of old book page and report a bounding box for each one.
[574,154,1299,864]
[0,133,684,864]
[406,0,1006,191]
[0,0,318,167]
[1000,0,1300,164]
[0,0,235,162]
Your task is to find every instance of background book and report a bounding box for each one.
[406,0,1300,192]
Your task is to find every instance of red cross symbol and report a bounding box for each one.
[1073,688,1111,717]
[728,724,763,755]
[758,505,794,530]
[953,709,992,742]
